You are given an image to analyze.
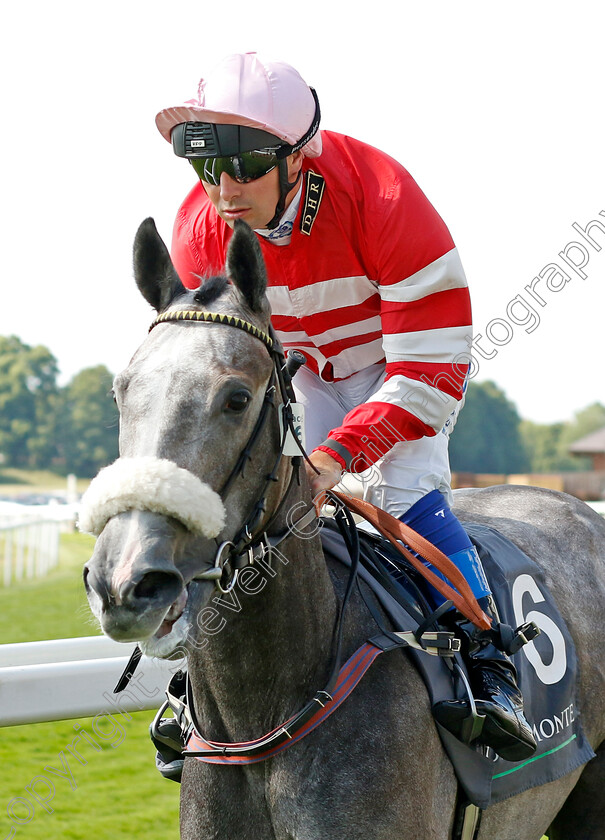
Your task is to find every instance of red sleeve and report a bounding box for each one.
[319,157,471,472]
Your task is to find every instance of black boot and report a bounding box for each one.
[433,597,537,762]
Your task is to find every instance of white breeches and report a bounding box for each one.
[293,363,455,519]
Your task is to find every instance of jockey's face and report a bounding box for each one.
[201,152,303,231]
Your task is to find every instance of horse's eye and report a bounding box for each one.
[225,390,251,413]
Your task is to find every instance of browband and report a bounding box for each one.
[150,309,274,351]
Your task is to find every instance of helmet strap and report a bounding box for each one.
[265,160,302,230]
[264,87,319,230]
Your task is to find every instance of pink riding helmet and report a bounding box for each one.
[155,52,322,158]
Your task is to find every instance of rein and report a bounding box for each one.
[332,494,491,630]
[142,306,441,765]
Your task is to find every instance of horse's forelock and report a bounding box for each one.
[193,275,230,306]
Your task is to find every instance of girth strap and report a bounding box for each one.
[183,638,400,764]
[171,635,457,767]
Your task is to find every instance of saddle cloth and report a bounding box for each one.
[320,520,596,809]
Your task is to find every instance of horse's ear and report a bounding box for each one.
[133,218,186,312]
[225,220,268,313]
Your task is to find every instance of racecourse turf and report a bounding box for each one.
[0,532,180,839]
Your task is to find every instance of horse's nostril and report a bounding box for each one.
[133,571,182,602]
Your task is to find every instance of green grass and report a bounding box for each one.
[1,714,179,839]
[0,533,98,644]
[0,530,180,839]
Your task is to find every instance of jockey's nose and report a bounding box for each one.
[219,171,242,200]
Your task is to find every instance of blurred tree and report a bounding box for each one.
[57,365,119,477]
[520,402,605,472]
[449,380,529,473]
[560,402,605,448]
[3,327,602,482]
[0,335,59,467]
[519,421,584,471]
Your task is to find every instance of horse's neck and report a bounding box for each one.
[188,509,338,741]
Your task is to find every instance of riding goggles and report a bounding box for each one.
[190,149,282,186]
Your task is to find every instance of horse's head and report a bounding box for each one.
[82,219,295,657]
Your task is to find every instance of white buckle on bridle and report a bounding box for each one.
[78,457,226,538]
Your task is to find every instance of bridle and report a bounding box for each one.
[121,305,468,763]
[114,304,313,693]
[149,307,313,595]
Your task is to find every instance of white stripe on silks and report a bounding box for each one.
[378,248,467,303]
[273,315,381,353]
[310,314,382,344]
[265,285,294,315]
[328,338,385,379]
[366,374,459,432]
[274,328,312,344]
[78,457,226,538]
[266,275,377,316]
[382,325,472,364]
[297,275,378,312]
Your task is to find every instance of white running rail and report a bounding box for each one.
[0,637,182,727]
[0,520,60,587]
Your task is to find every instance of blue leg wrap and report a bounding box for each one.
[400,490,491,607]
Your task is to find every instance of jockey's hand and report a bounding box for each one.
[305,450,344,513]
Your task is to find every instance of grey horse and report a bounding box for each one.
[83,218,605,840]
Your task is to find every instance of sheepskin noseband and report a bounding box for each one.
[78,457,226,538]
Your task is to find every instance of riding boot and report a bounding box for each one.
[433,596,537,762]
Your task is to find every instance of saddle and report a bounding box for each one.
[319,500,595,811]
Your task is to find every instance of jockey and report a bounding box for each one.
[155,51,536,762]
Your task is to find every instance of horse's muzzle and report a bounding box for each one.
[84,510,187,642]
